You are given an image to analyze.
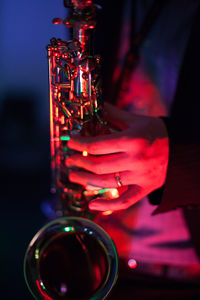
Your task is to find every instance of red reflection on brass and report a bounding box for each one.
[36,280,53,300]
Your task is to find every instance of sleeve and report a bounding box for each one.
[151,117,200,214]
[149,6,200,214]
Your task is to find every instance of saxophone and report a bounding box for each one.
[24,1,118,299]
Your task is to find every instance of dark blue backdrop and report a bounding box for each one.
[0,1,69,299]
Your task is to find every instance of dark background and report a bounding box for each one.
[0,0,68,298]
[2,1,200,299]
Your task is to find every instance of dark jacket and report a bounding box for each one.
[96,1,200,258]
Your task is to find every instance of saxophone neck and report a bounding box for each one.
[69,1,97,52]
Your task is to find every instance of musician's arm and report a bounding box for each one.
[150,116,200,214]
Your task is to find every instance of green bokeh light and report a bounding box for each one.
[63,226,75,232]
[60,136,70,141]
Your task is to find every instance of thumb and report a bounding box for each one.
[104,102,137,130]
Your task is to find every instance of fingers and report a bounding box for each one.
[66,152,131,174]
[68,131,128,155]
[88,185,146,211]
[68,169,134,189]
[68,129,145,156]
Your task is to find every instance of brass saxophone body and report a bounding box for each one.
[24,1,118,299]
[48,0,113,214]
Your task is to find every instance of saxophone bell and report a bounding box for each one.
[24,218,118,300]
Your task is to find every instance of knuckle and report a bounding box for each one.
[87,142,98,154]
[93,162,103,174]
[89,143,97,153]
[86,143,92,153]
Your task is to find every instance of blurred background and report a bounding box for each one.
[2,1,200,299]
[0,0,69,298]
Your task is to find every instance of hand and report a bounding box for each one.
[66,103,169,212]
